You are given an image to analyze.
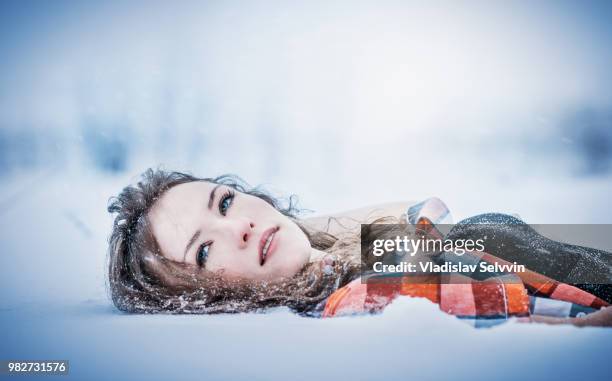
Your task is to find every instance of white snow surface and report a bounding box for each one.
[1,168,611,381]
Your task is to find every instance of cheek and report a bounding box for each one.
[283,227,311,263]
[205,250,238,273]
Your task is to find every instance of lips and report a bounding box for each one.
[259,226,279,266]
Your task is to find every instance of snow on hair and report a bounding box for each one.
[106,168,364,316]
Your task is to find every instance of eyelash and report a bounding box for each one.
[218,189,235,216]
[196,189,236,267]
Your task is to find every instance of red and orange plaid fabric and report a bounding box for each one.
[322,268,609,326]
[322,198,609,327]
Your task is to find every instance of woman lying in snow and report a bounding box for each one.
[106,169,612,327]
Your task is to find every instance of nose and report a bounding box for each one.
[233,218,255,249]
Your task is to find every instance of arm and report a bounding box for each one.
[301,201,417,236]
[529,306,612,327]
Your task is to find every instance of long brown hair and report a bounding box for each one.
[106,168,387,316]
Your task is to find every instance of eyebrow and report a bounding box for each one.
[183,184,222,261]
[207,184,222,210]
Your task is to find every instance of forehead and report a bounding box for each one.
[156,181,214,213]
[147,181,216,261]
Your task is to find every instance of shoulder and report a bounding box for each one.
[301,201,417,236]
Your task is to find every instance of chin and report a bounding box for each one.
[275,254,309,279]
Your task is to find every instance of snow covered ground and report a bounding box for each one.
[2,1,612,379]
[1,168,611,381]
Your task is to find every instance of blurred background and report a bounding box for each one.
[2,0,612,221]
[1,2,612,380]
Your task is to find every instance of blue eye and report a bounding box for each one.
[219,190,235,216]
[197,243,211,267]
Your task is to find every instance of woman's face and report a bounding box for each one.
[148,181,313,281]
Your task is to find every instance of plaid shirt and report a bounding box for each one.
[322,198,609,327]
